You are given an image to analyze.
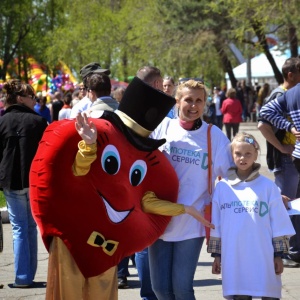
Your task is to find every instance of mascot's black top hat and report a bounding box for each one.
[101,76,176,152]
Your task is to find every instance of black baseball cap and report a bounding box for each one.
[80,62,110,79]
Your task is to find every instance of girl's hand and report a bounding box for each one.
[212,257,221,274]
[274,257,283,275]
[281,195,291,210]
[75,113,97,145]
[185,206,215,229]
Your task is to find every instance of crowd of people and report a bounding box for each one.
[0,58,299,300]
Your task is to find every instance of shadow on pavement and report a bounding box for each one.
[8,281,47,289]
[194,278,222,287]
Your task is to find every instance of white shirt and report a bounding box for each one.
[211,176,295,299]
[214,94,222,116]
[58,108,72,120]
[151,118,233,241]
[70,96,93,118]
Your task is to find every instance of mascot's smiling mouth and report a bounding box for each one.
[98,191,133,223]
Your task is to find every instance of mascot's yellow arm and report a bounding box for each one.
[72,141,97,176]
[142,191,185,216]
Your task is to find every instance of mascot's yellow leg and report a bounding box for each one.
[46,236,118,300]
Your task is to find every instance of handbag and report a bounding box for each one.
[204,124,213,244]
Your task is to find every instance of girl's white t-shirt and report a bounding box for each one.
[151,118,233,241]
[210,176,295,299]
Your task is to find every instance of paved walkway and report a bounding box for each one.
[0,122,299,299]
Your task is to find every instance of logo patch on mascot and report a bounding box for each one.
[30,77,179,278]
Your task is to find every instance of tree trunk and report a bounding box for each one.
[288,25,298,57]
[213,40,238,88]
[251,19,283,84]
[122,51,128,82]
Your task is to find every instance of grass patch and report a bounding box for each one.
[0,191,6,208]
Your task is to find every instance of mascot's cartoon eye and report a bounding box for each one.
[129,160,147,186]
[101,145,121,175]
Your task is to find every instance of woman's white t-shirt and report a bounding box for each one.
[151,118,233,241]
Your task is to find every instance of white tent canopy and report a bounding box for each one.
[226,47,291,88]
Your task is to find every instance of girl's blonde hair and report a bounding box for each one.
[231,132,260,152]
[175,80,207,101]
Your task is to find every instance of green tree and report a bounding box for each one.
[217,0,300,84]
[153,0,239,87]
[0,0,52,81]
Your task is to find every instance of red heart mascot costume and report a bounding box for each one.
[30,77,179,299]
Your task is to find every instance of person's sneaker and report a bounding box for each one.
[282,258,300,268]
[118,277,129,289]
[288,253,300,264]
[12,283,32,288]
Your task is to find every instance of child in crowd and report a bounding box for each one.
[208,132,295,300]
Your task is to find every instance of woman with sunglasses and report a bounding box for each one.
[78,82,87,100]
[148,79,233,300]
[0,79,47,288]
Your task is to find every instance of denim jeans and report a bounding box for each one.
[4,188,37,285]
[135,248,157,300]
[149,237,204,300]
[274,154,299,199]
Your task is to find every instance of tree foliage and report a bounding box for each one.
[0,0,300,87]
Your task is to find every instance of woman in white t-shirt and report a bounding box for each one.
[148,80,233,300]
[58,93,72,120]
[208,132,295,300]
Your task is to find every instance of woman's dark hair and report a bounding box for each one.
[39,96,48,112]
[63,93,72,105]
[3,79,35,107]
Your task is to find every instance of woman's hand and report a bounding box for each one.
[75,113,97,145]
[185,206,215,229]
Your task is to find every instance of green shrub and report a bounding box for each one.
[0,191,6,208]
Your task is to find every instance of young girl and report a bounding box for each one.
[208,132,295,300]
